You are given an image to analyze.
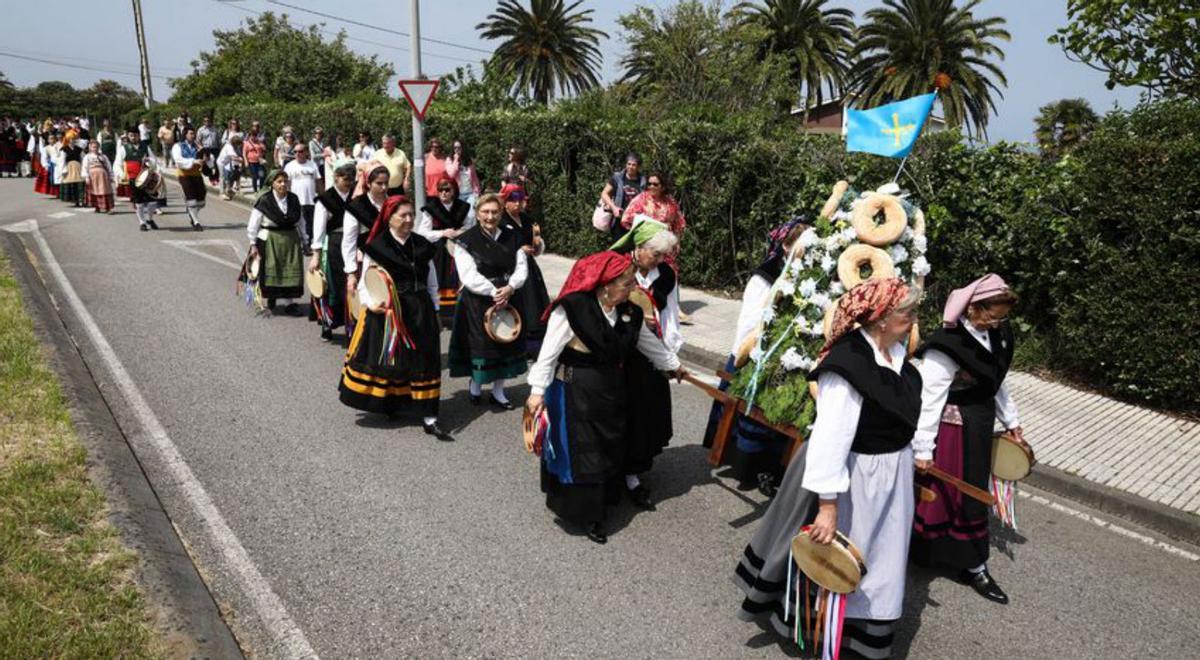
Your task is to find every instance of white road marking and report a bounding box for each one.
[22,221,318,659]
[1019,490,1200,561]
[47,211,75,218]
[162,239,243,270]
[3,220,37,233]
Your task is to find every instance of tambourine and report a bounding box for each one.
[484,304,522,344]
[629,286,660,333]
[242,250,261,281]
[992,432,1034,481]
[361,266,393,311]
[522,406,550,456]
[790,526,867,594]
[304,268,326,298]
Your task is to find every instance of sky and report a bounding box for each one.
[0,0,1143,143]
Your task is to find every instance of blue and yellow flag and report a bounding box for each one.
[846,93,937,158]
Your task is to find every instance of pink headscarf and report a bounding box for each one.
[942,273,1010,327]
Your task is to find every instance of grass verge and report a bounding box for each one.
[0,249,160,657]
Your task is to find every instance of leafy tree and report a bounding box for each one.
[729,0,855,115]
[169,12,393,105]
[616,1,794,117]
[1034,98,1099,158]
[848,0,1010,139]
[476,0,608,105]
[436,62,530,114]
[1050,0,1199,99]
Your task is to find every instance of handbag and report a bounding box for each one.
[591,201,613,232]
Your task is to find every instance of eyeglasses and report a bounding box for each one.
[646,182,661,188]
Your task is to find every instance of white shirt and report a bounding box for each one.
[341,195,383,274]
[216,143,242,171]
[171,142,200,171]
[912,318,1020,460]
[357,234,439,311]
[284,159,321,206]
[802,329,909,499]
[247,193,308,246]
[353,143,375,161]
[732,273,772,354]
[454,226,528,297]
[636,267,683,354]
[417,202,476,243]
[138,123,151,141]
[527,304,681,395]
[311,188,350,250]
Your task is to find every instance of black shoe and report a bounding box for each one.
[267,298,277,311]
[283,303,303,317]
[320,327,333,340]
[586,523,608,545]
[958,569,1009,604]
[469,392,482,405]
[423,422,455,442]
[627,485,656,511]
[757,472,779,498]
[147,219,159,230]
[139,224,149,232]
[489,394,515,411]
[191,222,204,232]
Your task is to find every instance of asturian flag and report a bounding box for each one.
[846,92,937,158]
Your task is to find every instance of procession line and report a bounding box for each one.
[1019,490,1200,561]
[21,221,319,659]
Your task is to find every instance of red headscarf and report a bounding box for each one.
[542,251,633,321]
[365,195,412,245]
[434,174,459,199]
[819,277,911,359]
[499,182,526,203]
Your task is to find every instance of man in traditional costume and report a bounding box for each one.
[416,175,473,327]
[247,170,307,315]
[171,128,206,231]
[734,278,923,658]
[526,251,683,544]
[911,273,1028,604]
[309,163,357,340]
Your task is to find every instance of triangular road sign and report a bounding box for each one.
[398,79,440,121]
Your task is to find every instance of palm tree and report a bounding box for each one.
[1034,98,1099,158]
[0,71,14,92]
[848,0,1010,139]
[730,0,855,115]
[476,0,608,105]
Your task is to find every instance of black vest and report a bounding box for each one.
[916,322,1014,407]
[253,192,301,231]
[362,231,436,294]
[422,199,470,231]
[556,293,643,369]
[751,254,784,284]
[345,194,383,248]
[808,331,922,455]
[316,188,351,235]
[455,224,518,287]
[643,264,676,311]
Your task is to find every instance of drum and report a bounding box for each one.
[134,168,160,191]
[992,432,1035,481]
[361,266,393,311]
[305,268,326,298]
[484,304,522,344]
[790,526,867,594]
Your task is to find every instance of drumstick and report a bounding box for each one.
[920,465,996,505]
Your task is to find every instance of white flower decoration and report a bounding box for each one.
[780,347,806,372]
[811,292,832,310]
[776,279,795,297]
[912,255,931,277]
[750,346,765,363]
[820,254,836,273]
[912,234,927,254]
[761,306,776,324]
[799,228,820,248]
[890,243,909,265]
[901,225,914,242]
[841,226,857,242]
[798,278,818,298]
[830,281,845,296]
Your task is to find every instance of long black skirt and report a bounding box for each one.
[448,289,527,384]
[513,255,551,357]
[339,290,441,417]
[432,239,460,327]
[541,363,628,526]
[624,350,672,474]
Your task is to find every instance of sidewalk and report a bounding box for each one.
[177,174,1200,528]
[536,253,1200,524]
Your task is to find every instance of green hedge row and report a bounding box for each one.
[123,97,1200,414]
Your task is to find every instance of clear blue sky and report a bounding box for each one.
[1,0,1142,143]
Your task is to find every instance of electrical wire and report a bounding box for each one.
[0,50,171,82]
[262,0,493,54]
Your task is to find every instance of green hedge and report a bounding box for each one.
[124,97,1200,414]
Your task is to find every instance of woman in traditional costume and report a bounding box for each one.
[42,132,62,198]
[417,175,473,327]
[59,134,85,207]
[341,165,391,332]
[309,163,356,340]
[499,183,550,356]
[338,195,451,441]
[734,278,922,658]
[911,274,1027,604]
[33,131,52,195]
[608,216,683,509]
[247,170,307,315]
[526,251,683,544]
[702,219,807,496]
[82,140,115,214]
[448,193,528,409]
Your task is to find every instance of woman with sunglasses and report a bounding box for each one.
[499,183,550,357]
[910,274,1028,605]
[418,175,473,327]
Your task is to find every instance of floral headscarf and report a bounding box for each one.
[819,277,911,359]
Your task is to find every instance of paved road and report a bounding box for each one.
[3,179,1199,658]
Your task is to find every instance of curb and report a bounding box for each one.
[2,232,244,658]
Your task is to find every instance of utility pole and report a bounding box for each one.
[131,0,154,109]
[409,0,426,211]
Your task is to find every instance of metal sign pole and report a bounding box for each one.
[409,0,425,211]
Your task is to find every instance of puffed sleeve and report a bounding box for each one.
[455,246,496,297]
[527,307,573,395]
[913,349,957,461]
[801,371,863,499]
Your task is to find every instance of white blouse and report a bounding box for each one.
[454,226,528,297]
[911,318,1020,460]
[802,329,909,499]
[247,193,308,247]
[731,273,772,354]
[357,233,439,311]
[340,195,383,274]
[637,267,683,354]
[416,203,476,243]
[311,188,350,250]
[527,304,681,396]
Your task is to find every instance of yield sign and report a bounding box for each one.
[398,79,439,121]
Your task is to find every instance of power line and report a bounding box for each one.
[0,50,172,82]
[262,0,493,55]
